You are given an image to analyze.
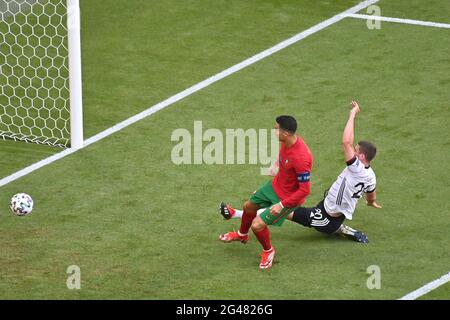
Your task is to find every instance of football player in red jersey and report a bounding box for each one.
[220,101,381,245]
[219,115,313,269]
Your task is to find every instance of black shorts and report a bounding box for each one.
[291,200,345,234]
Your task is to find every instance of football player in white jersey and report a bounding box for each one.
[219,101,381,243]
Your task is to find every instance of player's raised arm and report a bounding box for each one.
[342,100,360,162]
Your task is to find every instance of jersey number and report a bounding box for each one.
[352,183,365,199]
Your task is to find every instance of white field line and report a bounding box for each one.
[1,0,448,301]
[348,13,449,302]
[0,0,379,188]
[398,272,450,300]
[346,13,450,29]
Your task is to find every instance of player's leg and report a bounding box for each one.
[291,201,344,234]
[241,180,280,236]
[291,202,369,243]
[222,201,369,244]
[251,214,275,269]
[219,181,274,243]
[336,224,369,243]
[238,200,261,236]
[290,206,315,228]
[253,206,294,269]
[218,202,264,220]
[218,201,258,243]
[218,200,261,243]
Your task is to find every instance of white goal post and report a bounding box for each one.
[67,0,83,149]
[0,0,83,149]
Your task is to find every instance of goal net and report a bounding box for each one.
[0,0,83,148]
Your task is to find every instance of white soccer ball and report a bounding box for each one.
[10,193,34,216]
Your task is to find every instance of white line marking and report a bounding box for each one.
[0,148,77,187]
[332,11,450,302]
[399,272,450,300]
[2,1,449,301]
[346,13,450,29]
[0,0,379,188]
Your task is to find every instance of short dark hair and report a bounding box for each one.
[358,140,377,162]
[276,115,297,134]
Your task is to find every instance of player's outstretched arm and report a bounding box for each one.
[366,191,382,208]
[342,101,360,162]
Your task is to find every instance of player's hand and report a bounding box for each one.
[350,100,361,114]
[366,200,382,209]
[270,203,283,215]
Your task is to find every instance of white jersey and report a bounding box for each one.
[324,156,376,220]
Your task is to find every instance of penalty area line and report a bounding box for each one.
[0,0,379,188]
[346,13,450,29]
[398,271,450,300]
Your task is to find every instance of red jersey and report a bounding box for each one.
[272,136,313,208]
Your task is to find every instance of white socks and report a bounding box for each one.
[231,209,265,219]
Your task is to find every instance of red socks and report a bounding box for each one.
[239,211,256,235]
[239,211,272,251]
[254,226,272,251]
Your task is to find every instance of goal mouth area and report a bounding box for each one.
[0,0,82,150]
[0,131,68,148]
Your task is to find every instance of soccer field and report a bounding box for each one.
[0,0,449,299]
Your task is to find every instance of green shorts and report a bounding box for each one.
[249,180,296,227]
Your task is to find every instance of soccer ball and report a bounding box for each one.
[10,193,34,216]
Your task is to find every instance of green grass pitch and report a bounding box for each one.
[0,0,449,299]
